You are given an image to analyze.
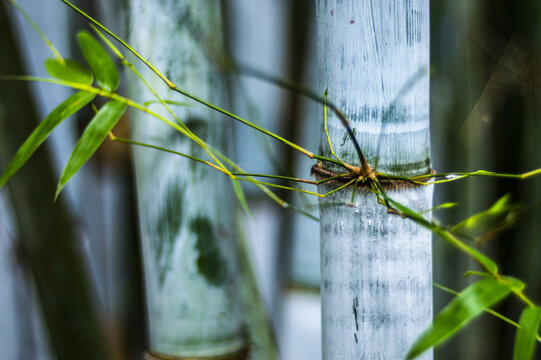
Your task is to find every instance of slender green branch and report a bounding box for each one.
[379,191,539,316]
[412,170,524,181]
[231,171,354,186]
[61,0,320,162]
[324,178,357,197]
[234,177,323,197]
[313,154,350,168]
[4,76,234,176]
[110,135,323,222]
[108,134,228,175]
[9,0,64,63]
[214,151,319,221]
[7,72,322,219]
[237,64,368,170]
[89,25,228,172]
[143,100,191,107]
[60,0,174,88]
[521,168,541,179]
[434,282,532,332]
[172,86,315,158]
[232,173,317,185]
[234,176,356,199]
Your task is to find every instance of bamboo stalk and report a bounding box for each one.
[128,1,247,357]
[0,3,112,359]
[316,1,433,358]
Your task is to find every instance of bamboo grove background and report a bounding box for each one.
[0,0,540,359]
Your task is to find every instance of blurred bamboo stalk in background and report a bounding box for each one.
[128,0,248,358]
[0,3,112,359]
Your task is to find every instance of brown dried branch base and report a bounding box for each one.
[311,161,435,191]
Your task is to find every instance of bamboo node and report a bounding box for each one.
[143,345,250,360]
[311,164,435,190]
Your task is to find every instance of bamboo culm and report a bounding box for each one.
[316,1,433,359]
[128,1,247,357]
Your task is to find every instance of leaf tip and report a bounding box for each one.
[0,173,7,189]
[54,183,65,203]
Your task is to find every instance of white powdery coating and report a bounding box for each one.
[317,0,433,359]
[317,0,430,176]
[319,186,433,360]
[129,0,245,357]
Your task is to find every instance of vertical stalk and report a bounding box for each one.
[128,1,247,358]
[316,1,433,359]
[0,3,111,359]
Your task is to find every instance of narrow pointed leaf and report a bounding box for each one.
[452,194,519,237]
[502,276,526,291]
[513,306,541,360]
[407,277,513,359]
[385,195,500,273]
[55,101,127,198]
[232,179,252,217]
[418,202,458,215]
[432,202,458,211]
[45,58,93,85]
[77,30,119,91]
[0,92,95,189]
[461,244,499,274]
[463,270,489,278]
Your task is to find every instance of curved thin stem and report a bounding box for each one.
[89,25,228,172]
[61,0,319,161]
[6,76,233,176]
[109,134,228,175]
[9,0,64,63]
[324,89,346,165]
[237,64,368,169]
[60,0,174,88]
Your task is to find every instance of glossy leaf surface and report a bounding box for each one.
[407,277,513,359]
[77,30,119,91]
[45,58,93,85]
[0,91,95,188]
[513,306,541,360]
[56,100,126,198]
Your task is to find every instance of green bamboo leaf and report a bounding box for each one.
[44,58,93,85]
[55,101,127,199]
[0,91,96,189]
[232,179,252,217]
[384,194,500,273]
[435,202,458,210]
[514,306,541,360]
[502,276,526,291]
[418,202,458,215]
[463,245,499,274]
[463,270,489,278]
[77,30,119,91]
[452,194,519,237]
[407,277,513,359]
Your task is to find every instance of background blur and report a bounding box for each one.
[0,0,540,359]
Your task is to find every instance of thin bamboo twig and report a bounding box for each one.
[108,134,227,174]
[9,0,64,64]
[60,0,330,163]
[90,25,228,172]
[3,76,233,175]
[237,64,368,171]
[380,191,539,315]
